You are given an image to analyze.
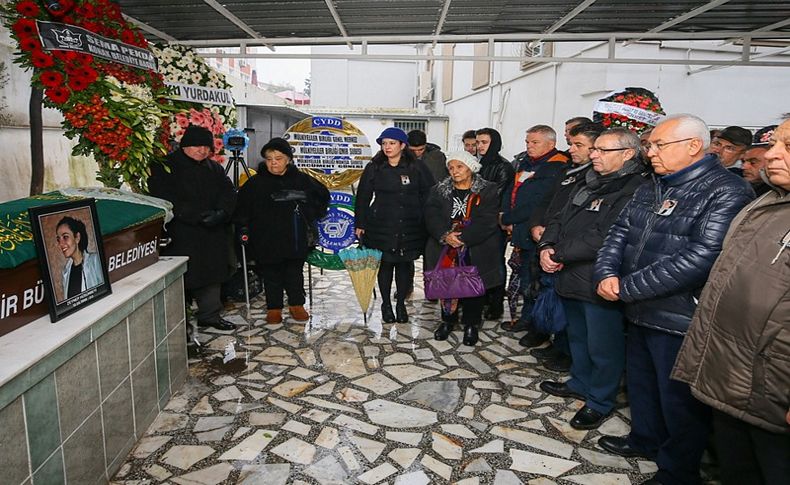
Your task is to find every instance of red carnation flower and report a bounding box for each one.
[16,1,40,17]
[12,18,37,37]
[80,67,99,83]
[31,51,55,68]
[45,86,70,104]
[39,71,64,88]
[75,4,97,18]
[75,53,94,66]
[19,36,42,52]
[121,30,135,44]
[68,76,90,92]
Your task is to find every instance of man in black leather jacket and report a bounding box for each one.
[593,114,754,485]
[475,127,515,320]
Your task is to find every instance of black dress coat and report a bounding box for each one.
[148,149,237,290]
[424,176,505,290]
[539,164,648,303]
[355,154,435,262]
[235,164,329,264]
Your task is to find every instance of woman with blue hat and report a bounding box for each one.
[355,127,435,323]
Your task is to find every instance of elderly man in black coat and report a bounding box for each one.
[148,125,237,331]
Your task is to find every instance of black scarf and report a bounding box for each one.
[572,158,642,206]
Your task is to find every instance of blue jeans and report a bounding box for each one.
[563,298,625,414]
[625,323,711,485]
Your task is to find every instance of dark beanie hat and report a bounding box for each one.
[261,137,294,159]
[716,126,752,147]
[180,125,214,148]
[376,127,409,146]
[753,125,777,146]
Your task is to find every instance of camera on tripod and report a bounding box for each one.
[226,135,248,150]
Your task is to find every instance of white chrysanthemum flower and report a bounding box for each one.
[190,72,202,83]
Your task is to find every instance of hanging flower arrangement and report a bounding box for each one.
[1,0,174,191]
[151,43,237,164]
[592,87,665,135]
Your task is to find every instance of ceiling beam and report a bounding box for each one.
[431,0,453,49]
[123,14,176,42]
[197,50,790,67]
[202,0,274,51]
[751,17,790,32]
[323,0,353,50]
[545,0,597,34]
[176,30,790,48]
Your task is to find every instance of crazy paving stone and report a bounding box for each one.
[237,463,290,485]
[332,413,379,435]
[548,417,589,444]
[190,396,214,415]
[272,379,314,397]
[388,447,422,469]
[270,437,316,465]
[253,346,299,366]
[147,413,189,433]
[509,449,580,477]
[493,469,524,485]
[319,341,367,378]
[457,478,481,485]
[464,457,493,473]
[394,470,431,485]
[421,454,453,481]
[281,420,311,436]
[481,404,530,423]
[498,374,535,388]
[598,415,631,437]
[432,432,463,460]
[307,380,336,395]
[578,447,632,470]
[517,419,546,431]
[440,368,480,379]
[384,364,441,384]
[171,463,235,485]
[267,396,302,413]
[352,373,403,395]
[398,380,460,413]
[358,463,398,484]
[196,426,231,442]
[315,426,340,449]
[294,348,317,366]
[472,380,502,389]
[145,464,171,481]
[563,473,632,485]
[212,385,244,401]
[132,436,172,459]
[335,386,369,402]
[364,398,438,428]
[193,416,235,433]
[219,402,265,414]
[232,427,251,440]
[386,431,423,446]
[350,434,387,463]
[219,429,278,460]
[491,426,575,458]
[338,445,360,471]
[299,396,362,414]
[248,412,286,426]
[470,439,505,453]
[303,455,353,485]
[458,405,475,418]
[383,352,415,365]
[245,389,267,400]
[160,445,215,470]
[460,354,493,374]
[270,329,301,347]
[440,423,477,439]
[465,388,481,404]
[302,408,332,423]
[289,367,319,379]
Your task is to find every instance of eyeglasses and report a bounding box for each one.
[591,146,630,153]
[645,138,695,152]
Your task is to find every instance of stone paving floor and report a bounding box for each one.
[112,262,719,485]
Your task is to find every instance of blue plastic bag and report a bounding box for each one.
[531,274,567,334]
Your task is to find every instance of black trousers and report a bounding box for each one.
[378,261,413,305]
[441,294,486,327]
[257,259,306,309]
[188,283,222,324]
[713,409,790,485]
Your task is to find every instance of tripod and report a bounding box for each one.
[225,148,254,320]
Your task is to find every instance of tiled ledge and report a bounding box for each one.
[0,257,187,410]
[0,256,190,485]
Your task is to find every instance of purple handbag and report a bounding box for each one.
[424,246,486,300]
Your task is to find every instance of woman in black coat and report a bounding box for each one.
[355,127,435,323]
[424,151,504,346]
[236,137,329,325]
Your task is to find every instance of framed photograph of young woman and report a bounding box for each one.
[28,199,112,322]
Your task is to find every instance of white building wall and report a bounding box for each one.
[437,41,790,161]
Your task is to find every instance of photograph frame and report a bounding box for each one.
[28,198,112,322]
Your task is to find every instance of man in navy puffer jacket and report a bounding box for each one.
[593,114,754,485]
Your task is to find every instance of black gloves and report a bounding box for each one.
[200,209,226,227]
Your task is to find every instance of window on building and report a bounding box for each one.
[472,43,490,90]
[442,44,454,102]
[394,120,428,133]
